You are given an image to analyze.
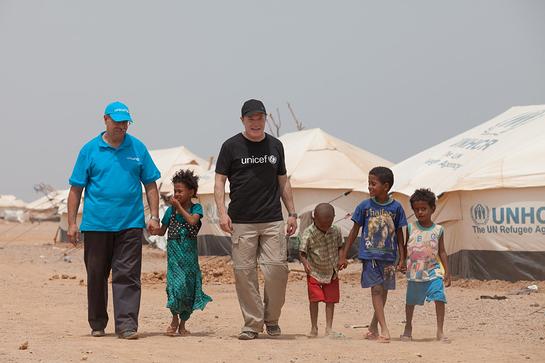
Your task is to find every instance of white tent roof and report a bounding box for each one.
[149,145,212,194]
[26,189,68,211]
[0,195,26,208]
[393,105,545,196]
[279,128,392,190]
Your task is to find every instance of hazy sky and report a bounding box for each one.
[1,1,545,201]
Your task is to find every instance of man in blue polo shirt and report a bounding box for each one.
[67,101,161,340]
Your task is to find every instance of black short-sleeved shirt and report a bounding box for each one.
[215,133,287,223]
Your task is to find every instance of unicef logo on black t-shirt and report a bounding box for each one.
[241,154,278,165]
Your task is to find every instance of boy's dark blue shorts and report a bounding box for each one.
[361,259,396,290]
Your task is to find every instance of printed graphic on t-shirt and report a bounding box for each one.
[364,210,396,251]
[240,154,278,165]
[215,133,287,223]
[406,224,443,281]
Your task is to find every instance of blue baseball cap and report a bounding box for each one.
[104,101,133,122]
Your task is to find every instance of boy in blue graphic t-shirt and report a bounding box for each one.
[339,166,407,343]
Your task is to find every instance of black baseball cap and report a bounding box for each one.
[241,99,267,117]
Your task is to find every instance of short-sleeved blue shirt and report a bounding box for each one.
[352,198,407,262]
[69,132,160,232]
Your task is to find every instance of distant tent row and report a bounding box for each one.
[1,190,72,223]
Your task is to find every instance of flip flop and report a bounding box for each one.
[377,335,391,343]
[364,331,378,340]
[400,334,412,341]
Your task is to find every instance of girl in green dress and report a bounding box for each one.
[153,169,212,336]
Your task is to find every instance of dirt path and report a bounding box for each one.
[0,222,544,362]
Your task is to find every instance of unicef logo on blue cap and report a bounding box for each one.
[105,101,132,122]
[470,203,489,225]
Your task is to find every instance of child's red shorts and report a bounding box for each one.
[307,275,340,303]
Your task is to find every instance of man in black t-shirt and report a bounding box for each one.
[214,99,297,340]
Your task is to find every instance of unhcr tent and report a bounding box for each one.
[197,128,392,255]
[392,105,545,281]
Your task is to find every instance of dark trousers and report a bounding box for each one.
[83,228,143,334]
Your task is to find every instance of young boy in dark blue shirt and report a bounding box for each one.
[339,166,407,343]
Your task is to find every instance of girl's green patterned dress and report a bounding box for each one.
[162,203,212,320]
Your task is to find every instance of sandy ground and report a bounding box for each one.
[0,221,544,363]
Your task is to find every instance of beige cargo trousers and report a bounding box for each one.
[231,221,288,333]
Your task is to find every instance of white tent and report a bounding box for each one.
[280,128,392,215]
[0,195,27,222]
[149,145,212,195]
[392,105,545,280]
[197,128,392,254]
[26,189,69,221]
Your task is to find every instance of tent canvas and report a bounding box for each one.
[392,105,545,281]
[149,145,212,195]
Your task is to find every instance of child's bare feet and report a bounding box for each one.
[308,327,318,337]
[377,329,391,343]
[437,332,450,343]
[166,316,179,337]
[364,330,378,340]
[400,325,412,341]
[178,321,190,336]
[178,328,191,336]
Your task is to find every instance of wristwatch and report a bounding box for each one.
[150,216,160,222]
[288,212,298,218]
